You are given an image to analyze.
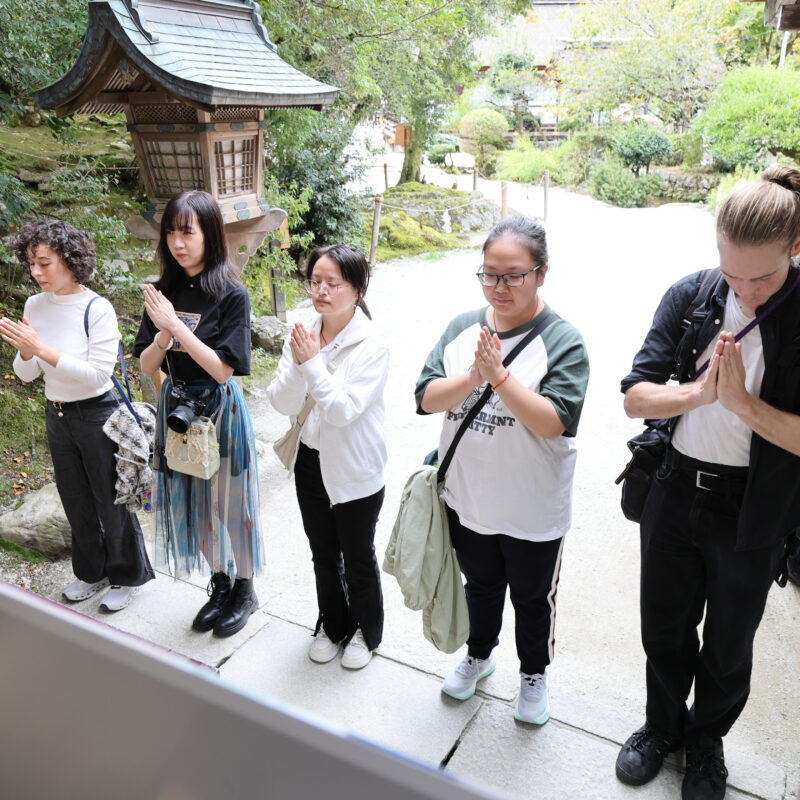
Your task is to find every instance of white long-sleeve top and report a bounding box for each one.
[267,307,389,505]
[13,290,119,402]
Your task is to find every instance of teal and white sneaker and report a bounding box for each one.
[514,672,550,724]
[442,654,496,700]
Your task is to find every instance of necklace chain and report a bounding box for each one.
[492,300,539,332]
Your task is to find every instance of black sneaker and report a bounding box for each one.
[682,737,727,800]
[787,549,800,586]
[616,722,682,786]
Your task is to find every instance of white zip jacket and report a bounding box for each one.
[267,307,389,504]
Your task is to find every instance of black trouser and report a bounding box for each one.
[446,504,565,675]
[294,443,384,650]
[640,456,783,744]
[46,391,154,587]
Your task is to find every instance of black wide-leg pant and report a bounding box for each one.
[46,391,154,587]
[294,443,384,650]
[446,504,565,676]
[640,461,783,744]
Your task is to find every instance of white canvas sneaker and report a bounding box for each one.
[99,585,138,612]
[514,672,550,724]
[442,654,496,700]
[309,629,341,663]
[341,628,372,670]
[62,577,109,602]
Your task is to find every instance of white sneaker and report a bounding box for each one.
[62,578,109,602]
[341,628,372,670]
[309,629,340,663]
[100,585,138,612]
[442,654,496,700]
[514,672,550,724]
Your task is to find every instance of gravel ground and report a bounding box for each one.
[0,548,73,599]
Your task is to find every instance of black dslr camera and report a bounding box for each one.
[167,386,207,433]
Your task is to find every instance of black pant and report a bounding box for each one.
[46,391,155,587]
[446,505,565,675]
[640,460,783,744]
[294,443,384,650]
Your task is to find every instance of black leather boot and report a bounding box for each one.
[213,577,259,638]
[192,572,231,632]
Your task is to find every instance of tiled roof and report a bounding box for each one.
[36,0,338,112]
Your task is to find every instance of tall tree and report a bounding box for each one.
[259,0,527,184]
[488,51,542,135]
[560,0,737,131]
[0,0,86,122]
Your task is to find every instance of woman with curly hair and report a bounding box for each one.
[0,220,154,610]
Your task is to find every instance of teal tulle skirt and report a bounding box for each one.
[153,377,265,579]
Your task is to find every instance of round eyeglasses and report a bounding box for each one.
[304,279,349,294]
[475,266,542,287]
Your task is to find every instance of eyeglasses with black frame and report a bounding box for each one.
[475,265,542,287]
[304,279,349,295]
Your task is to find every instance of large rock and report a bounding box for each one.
[0,484,71,556]
[16,168,44,185]
[251,315,289,355]
[379,188,500,234]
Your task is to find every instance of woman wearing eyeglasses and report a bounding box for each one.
[415,217,589,724]
[267,244,389,670]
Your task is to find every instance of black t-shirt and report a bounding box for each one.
[133,273,251,381]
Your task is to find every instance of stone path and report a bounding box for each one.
[47,170,800,799]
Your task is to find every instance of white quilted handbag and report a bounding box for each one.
[164,416,220,480]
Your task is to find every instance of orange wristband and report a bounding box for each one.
[491,370,510,391]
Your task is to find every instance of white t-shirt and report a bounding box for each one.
[415,306,590,542]
[671,287,764,466]
[12,290,119,402]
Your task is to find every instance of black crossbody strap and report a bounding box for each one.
[438,311,560,479]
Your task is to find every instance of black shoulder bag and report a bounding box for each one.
[616,268,800,523]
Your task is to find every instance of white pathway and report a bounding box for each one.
[54,170,799,799]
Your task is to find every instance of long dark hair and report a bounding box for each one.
[155,190,237,299]
[306,244,373,319]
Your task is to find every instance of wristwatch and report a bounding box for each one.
[154,332,174,351]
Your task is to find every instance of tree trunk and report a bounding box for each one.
[398,127,423,184]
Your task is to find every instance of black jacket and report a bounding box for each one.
[621,265,800,551]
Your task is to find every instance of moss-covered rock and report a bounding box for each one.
[368,182,500,260]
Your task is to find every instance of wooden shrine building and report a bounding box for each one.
[35,0,339,267]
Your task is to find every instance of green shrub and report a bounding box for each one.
[0,173,37,232]
[589,160,659,207]
[459,108,509,172]
[567,129,615,184]
[706,165,760,214]
[495,136,593,187]
[695,65,800,170]
[670,132,703,168]
[264,111,368,250]
[612,123,673,176]
[495,138,551,183]
[426,135,459,165]
[242,175,312,317]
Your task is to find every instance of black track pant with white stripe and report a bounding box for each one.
[446,504,564,675]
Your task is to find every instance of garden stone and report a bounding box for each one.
[16,168,44,184]
[251,315,289,355]
[0,483,71,556]
[109,140,133,152]
[33,157,59,171]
